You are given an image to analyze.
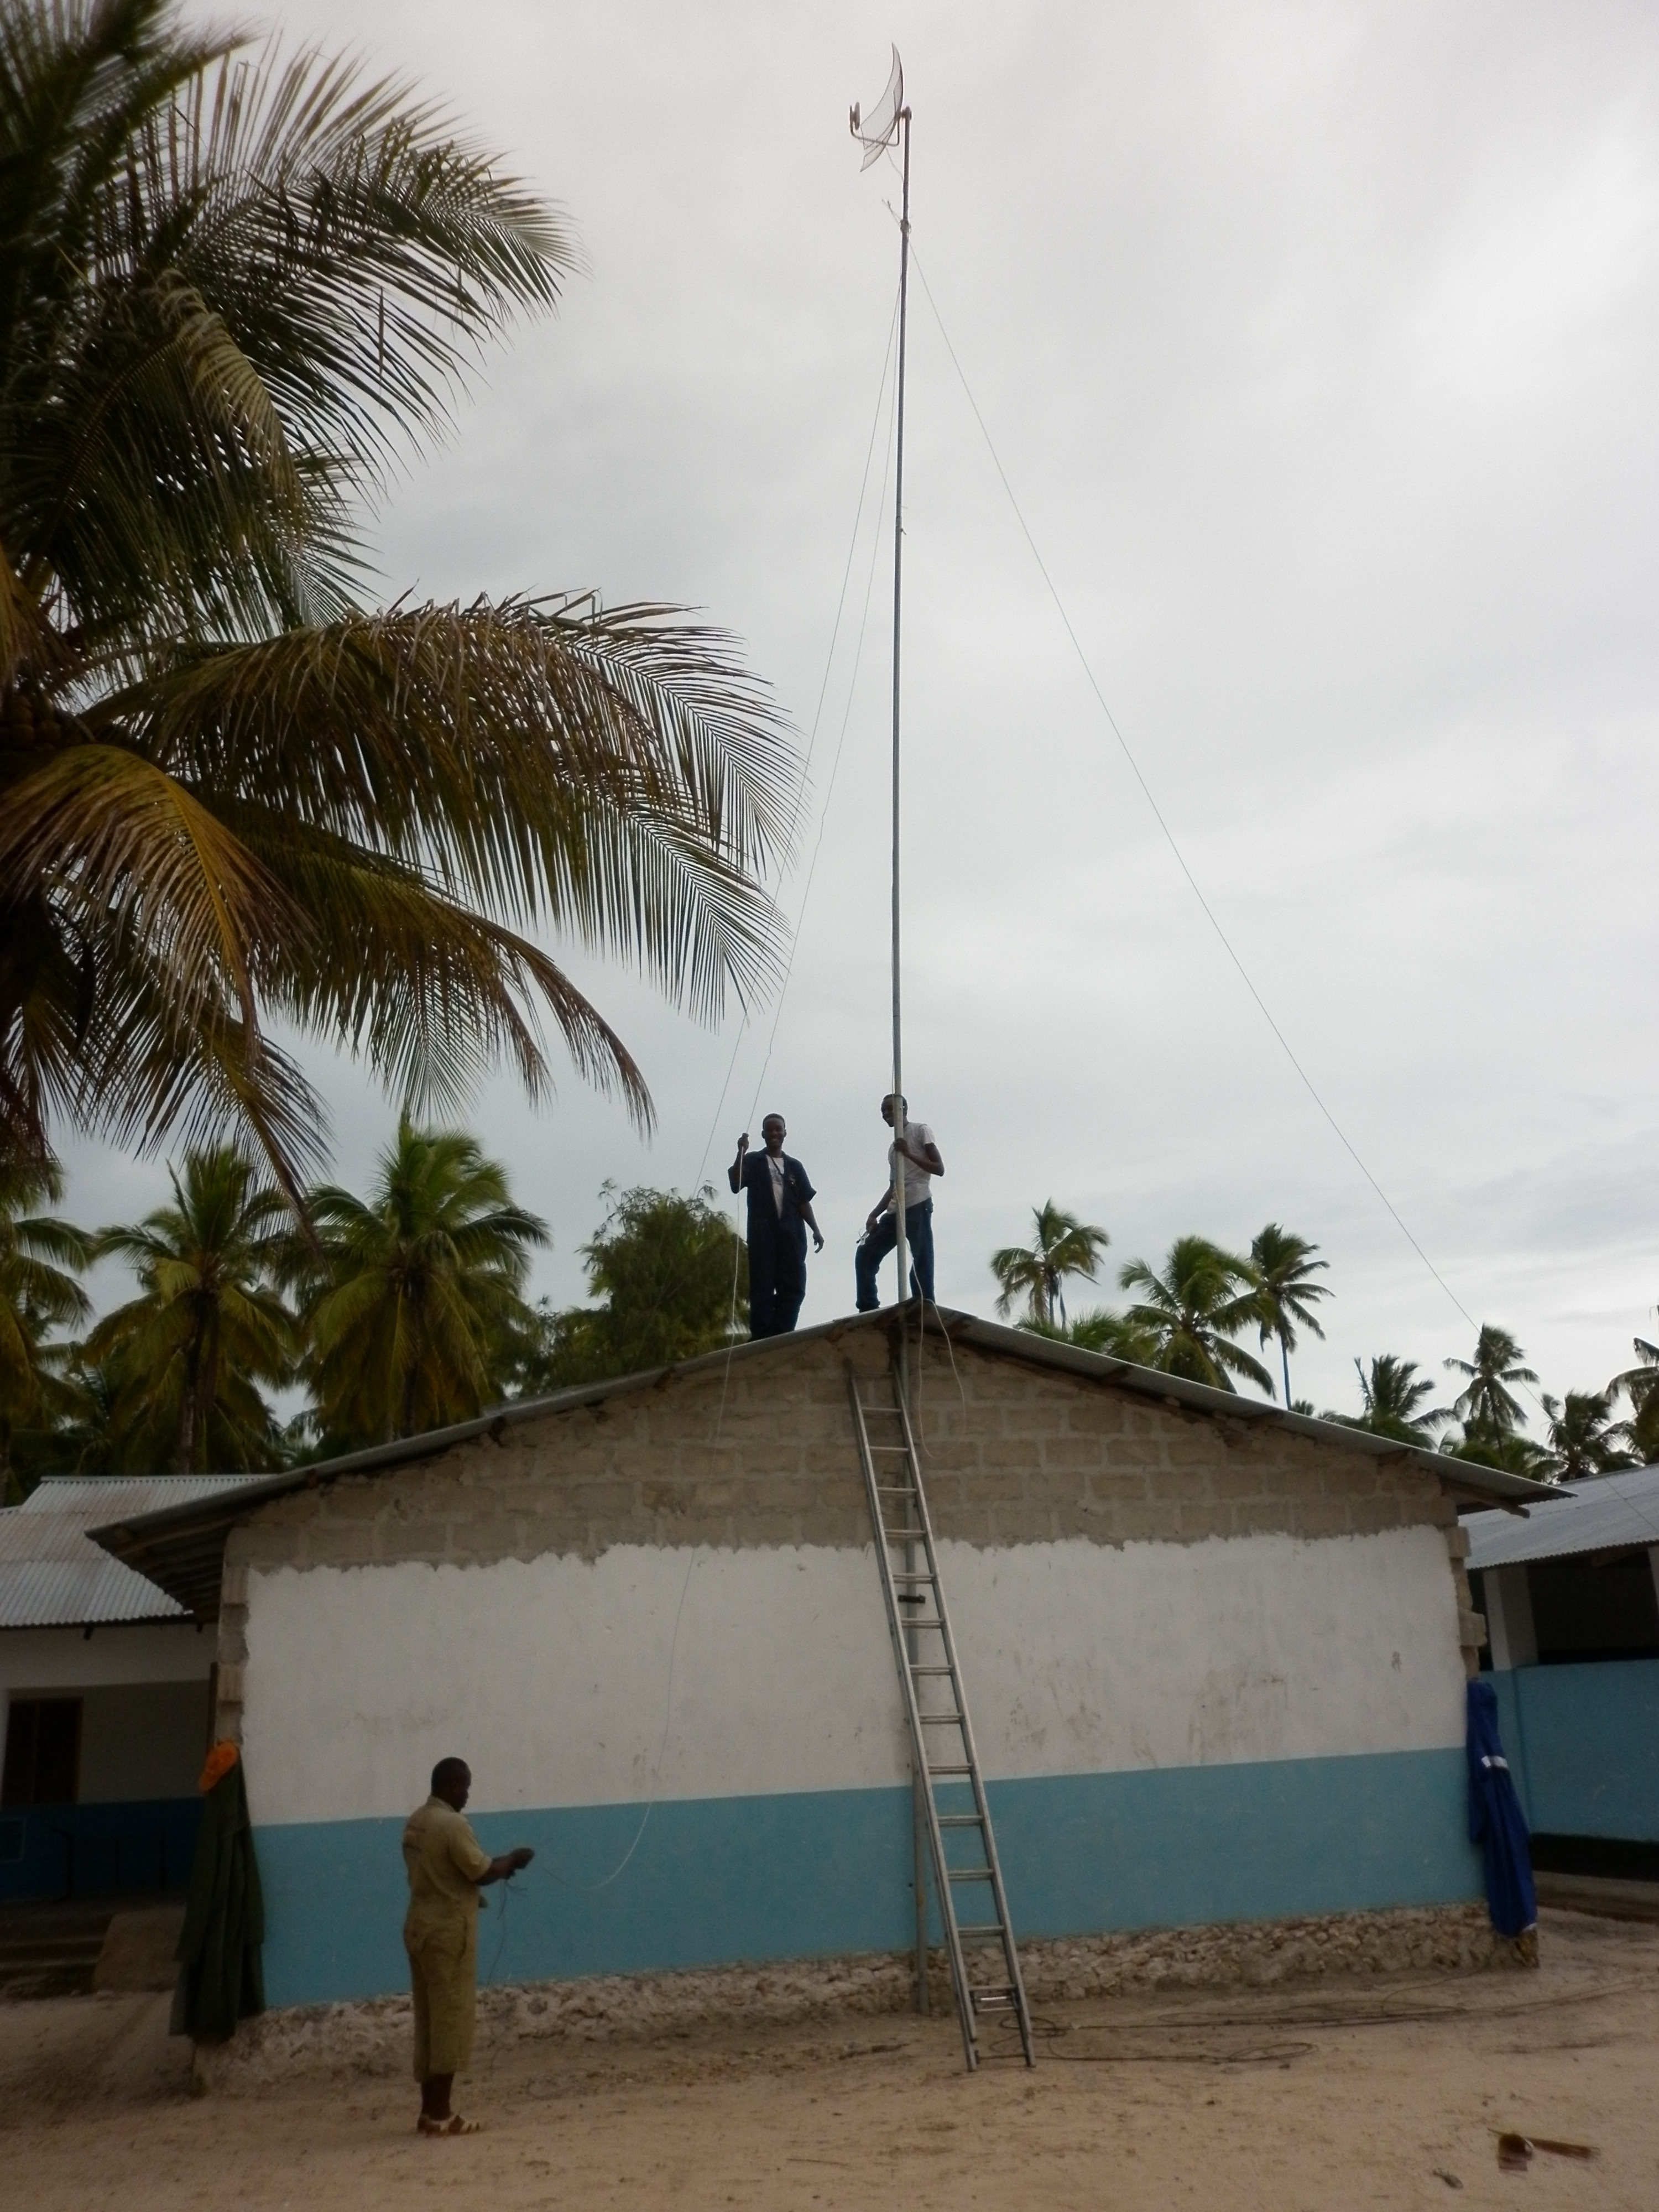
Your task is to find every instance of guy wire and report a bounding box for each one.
[693,283,902,1194]
[901,228,1487,1353]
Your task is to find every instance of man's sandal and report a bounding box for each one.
[418,2112,483,2136]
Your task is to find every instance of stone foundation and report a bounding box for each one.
[197,1901,1509,2091]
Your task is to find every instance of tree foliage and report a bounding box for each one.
[1323,1354,1449,1445]
[1540,1390,1635,1483]
[1609,1335,1659,1465]
[1248,1223,1330,1406]
[1444,1324,1538,1439]
[0,1154,89,1497]
[0,0,794,1200]
[517,1184,745,1392]
[1115,1235,1274,1395]
[292,1117,546,1452]
[87,1145,294,1471]
[991,1202,1109,1331]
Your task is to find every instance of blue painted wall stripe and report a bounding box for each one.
[1490,1660,1659,1840]
[254,1747,1480,2007]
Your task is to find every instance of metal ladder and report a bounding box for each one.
[847,1360,1035,2070]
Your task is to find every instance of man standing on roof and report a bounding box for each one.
[403,1756,533,2137]
[856,1094,943,1312]
[728,1113,824,1339]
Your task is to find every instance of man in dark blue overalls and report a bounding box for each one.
[728,1113,824,1338]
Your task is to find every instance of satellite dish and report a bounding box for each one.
[849,45,905,170]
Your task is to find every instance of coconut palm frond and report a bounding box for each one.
[1445,1324,1538,1438]
[0,5,796,1185]
[992,1201,1109,1329]
[1118,1234,1274,1395]
[5,4,573,648]
[0,740,304,1034]
[256,843,654,1129]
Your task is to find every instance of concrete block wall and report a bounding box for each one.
[219,1324,1454,1595]
[216,1324,1485,2006]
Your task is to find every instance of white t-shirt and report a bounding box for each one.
[889,1121,936,1211]
[767,1154,786,1214]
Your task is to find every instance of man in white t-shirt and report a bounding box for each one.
[855,1093,944,1311]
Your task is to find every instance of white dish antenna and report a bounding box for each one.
[849,45,905,170]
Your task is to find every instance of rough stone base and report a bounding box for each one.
[197,1901,1511,2093]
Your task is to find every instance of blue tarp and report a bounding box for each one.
[1467,1677,1536,1936]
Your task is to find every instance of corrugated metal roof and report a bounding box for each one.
[0,1475,265,1627]
[1466,1462,1659,1570]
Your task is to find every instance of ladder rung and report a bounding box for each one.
[852,1359,1032,2074]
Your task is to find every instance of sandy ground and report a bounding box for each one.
[2,1907,1656,2210]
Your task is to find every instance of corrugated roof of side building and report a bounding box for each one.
[0,1475,265,1627]
[1465,1462,1659,1571]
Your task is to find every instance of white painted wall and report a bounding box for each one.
[1,1624,216,1802]
[242,1526,1465,1827]
[79,1682,211,1802]
[0,1622,215,1693]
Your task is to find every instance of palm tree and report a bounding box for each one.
[992,1203,1110,1331]
[1116,1236,1273,1395]
[1609,1333,1659,1464]
[296,1117,547,1450]
[1444,1325,1537,1440]
[1324,1355,1450,1446]
[1062,1308,1162,1364]
[1541,1391,1636,1483]
[0,1,794,1200]
[89,1146,295,1471]
[0,1157,90,1498]
[1248,1224,1330,1406]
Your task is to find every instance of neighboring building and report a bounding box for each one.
[93,1311,1546,2009]
[1467,1464,1659,1866]
[1,1475,262,1900]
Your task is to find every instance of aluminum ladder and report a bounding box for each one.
[847,1361,1035,2070]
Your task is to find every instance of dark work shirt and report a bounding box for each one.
[735,1152,816,1246]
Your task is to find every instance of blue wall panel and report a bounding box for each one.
[1490,1660,1659,1840]
[254,1746,1480,2007]
[0,1796,201,1901]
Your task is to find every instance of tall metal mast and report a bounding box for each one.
[852,48,915,1355]
[851,47,924,2008]
[889,96,913,1354]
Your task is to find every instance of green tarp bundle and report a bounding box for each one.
[171,1753,265,2041]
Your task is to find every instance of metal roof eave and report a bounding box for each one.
[90,1303,1557,1618]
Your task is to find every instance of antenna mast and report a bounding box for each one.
[852,46,915,1355]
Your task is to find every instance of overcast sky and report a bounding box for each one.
[65,1,1659,1423]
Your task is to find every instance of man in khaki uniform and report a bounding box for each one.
[403,1756,533,2136]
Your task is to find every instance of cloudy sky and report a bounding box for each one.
[67,1,1659,1422]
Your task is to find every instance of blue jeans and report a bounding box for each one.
[855,1200,935,1311]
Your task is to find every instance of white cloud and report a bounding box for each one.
[59,0,1659,1430]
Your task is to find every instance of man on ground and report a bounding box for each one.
[729,1113,824,1338]
[403,1756,533,2136]
[855,1094,943,1311]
